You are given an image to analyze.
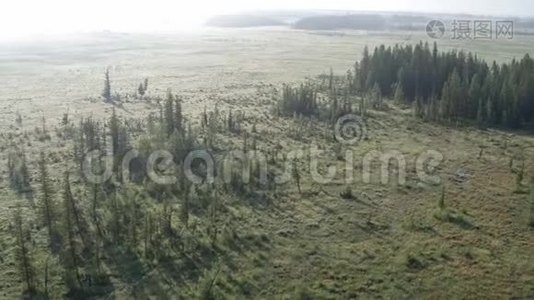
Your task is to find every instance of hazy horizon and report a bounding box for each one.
[1,0,533,40]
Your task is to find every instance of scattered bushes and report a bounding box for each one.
[340,186,354,200]
[434,208,475,230]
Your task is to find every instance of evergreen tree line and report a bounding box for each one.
[351,42,534,128]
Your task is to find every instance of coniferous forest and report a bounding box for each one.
[351,42,534,129]
[275,42,534,132]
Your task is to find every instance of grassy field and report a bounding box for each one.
[1,27,534,298]
[1,27,532,127]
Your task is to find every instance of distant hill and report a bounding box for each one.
[293,14,387,30]
[206,15,285,28]
[206,11,534,33]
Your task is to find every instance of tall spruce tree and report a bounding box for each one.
[110,107,120,175]
[175,97,183,133]
[38,152,58,247]
[13,208,37,295]
[138,83,145,97]
[164,89,175,135]
[102,69,111,102]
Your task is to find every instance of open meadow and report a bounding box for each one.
[1,27,534,298]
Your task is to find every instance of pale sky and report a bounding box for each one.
[1,0,532,39]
